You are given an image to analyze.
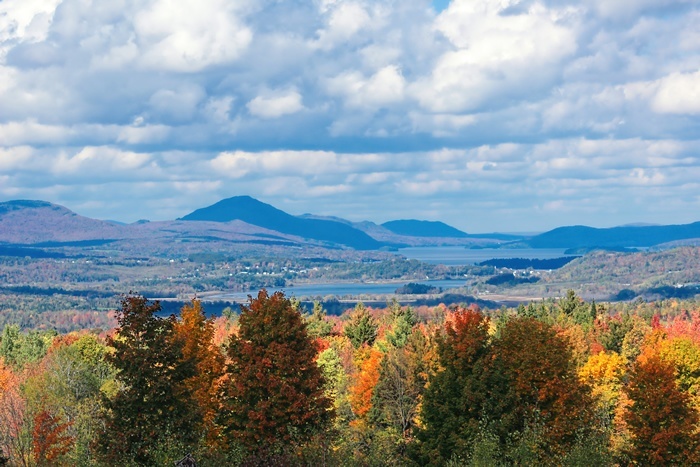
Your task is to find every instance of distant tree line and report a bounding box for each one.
[479,256,578,270]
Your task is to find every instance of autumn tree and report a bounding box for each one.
[349,348,383,422]
[624,352,700,465]
[484,317,594,461]
[0,359,31,466]
[22,334,113,464]
[218,290,332,457]
[173,299,225,445]
[32,410,74,465]
[96,295,196,465]
[416,306,491,464]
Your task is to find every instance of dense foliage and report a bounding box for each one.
[2,290,700,465]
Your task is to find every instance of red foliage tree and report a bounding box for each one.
[485,317,594,459]
[32,410,74,465]
[218,290,332,455]
[624,352,700,465]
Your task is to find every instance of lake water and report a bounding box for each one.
[398,247,575,265]
[209,247,574,301]
[209,279,464,301]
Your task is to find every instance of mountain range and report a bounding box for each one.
[1,196,700,254]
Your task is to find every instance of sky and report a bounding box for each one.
[0,0,699,233]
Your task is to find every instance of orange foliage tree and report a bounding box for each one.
[624,352,700,465]
[31,410,74,465]
[348,348,382,421]
[173,299,225,444]
[0,359,30,466]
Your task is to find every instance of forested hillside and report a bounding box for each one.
[1,291,699,465]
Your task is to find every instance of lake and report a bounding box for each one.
[208,279,465,301]
[398,247,576,265]
[208,247,574,301]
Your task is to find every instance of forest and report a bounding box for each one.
[1,291,700,466]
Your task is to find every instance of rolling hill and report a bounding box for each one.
[526,222,700,249]
[0,200,128,243]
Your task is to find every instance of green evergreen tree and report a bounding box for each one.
[306,301,333,339]
[386,306,417,349]
[416,307,491,465]
[344,302,379,349]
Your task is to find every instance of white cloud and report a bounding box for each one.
[0,0,60,44]
[412,0,578,113]
[0,0,698,229]
[134,0,253,72]
[651,70,700,115]
[52,146,151,175]
[314,2,372,50]
[247,90,304,119]
[326,65,405,109]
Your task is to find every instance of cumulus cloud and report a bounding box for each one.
[0,0,699,230]
[247,90,305,119]
[651,71,700,115]
[134,0,253,72]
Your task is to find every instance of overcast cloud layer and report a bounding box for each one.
[1,0,699,232]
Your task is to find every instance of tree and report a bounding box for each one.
[306,301,333,339]
[349,348,383,421]
[344,303,378,349]
[32,410,74,465]
[22,334,113,465]
[385,306,417,349]
[624,352,700,465]
[173,299,225,445]
[218,290,332,456]
[96,295,196,465]
[0,359,31,466]
[485,317,594,461]
[371,338,425,441]
[417,306,491,464]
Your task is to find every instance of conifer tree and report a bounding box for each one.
[97,295,196,465]
[218,290,331,456]
[417,307,491,464]
[306,301,333,339]
[344,302,378,349]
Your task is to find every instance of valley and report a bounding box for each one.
[2,196,700,332]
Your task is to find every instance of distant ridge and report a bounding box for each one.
[382,219,468,238]
[0,200,127,243]
[179,196,384,250]
[527,222,700,249]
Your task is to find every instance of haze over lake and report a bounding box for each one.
[399,247,575,265]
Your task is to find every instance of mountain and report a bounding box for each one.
[527,222,700,249]
[382,219,468,238]
[179,196,384,250]
[0,200,128,244]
